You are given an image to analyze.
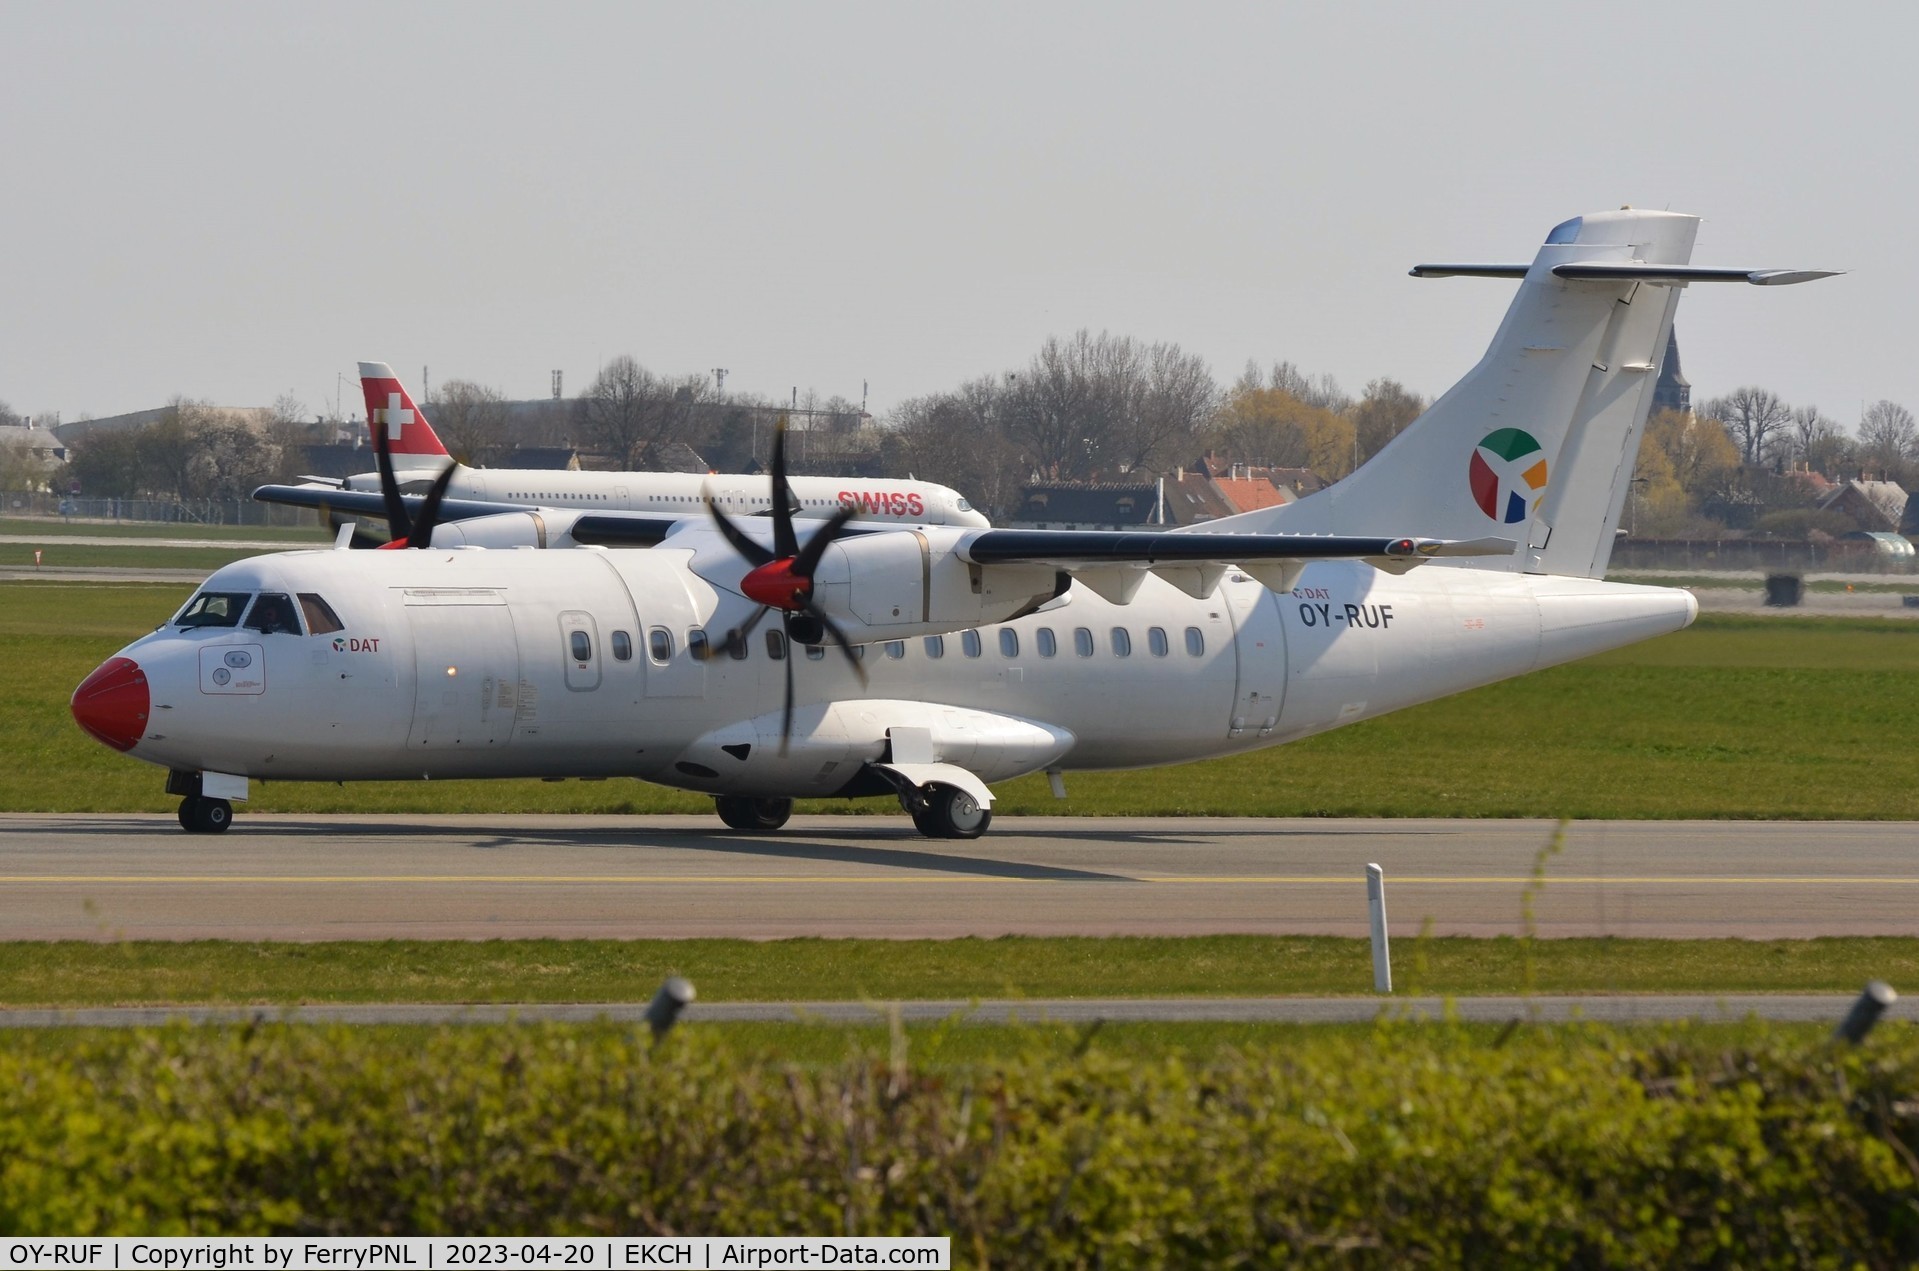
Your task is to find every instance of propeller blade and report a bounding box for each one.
[790,504,858,579]
[723,603,772,658]
[805,601,869,687]
[372,422,412,543]
[779,615,797,756]
[769,419,798,561]
[704,488,776,568]
[407,463,458,549]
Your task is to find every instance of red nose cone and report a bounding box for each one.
[71,656,150,752]
[741,559,811,610]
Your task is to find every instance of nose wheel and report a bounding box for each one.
[906,785,992,839]
[177,796,233,834]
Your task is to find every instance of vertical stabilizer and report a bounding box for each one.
[1188,210,1701,577]
[358,361,451,462]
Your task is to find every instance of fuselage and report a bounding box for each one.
[343,464,990,528]
[79,546,1696,800]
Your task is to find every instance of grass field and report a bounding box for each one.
[10,582,1919,817]
[2,543,299,570]
[0,516,324,542]
[0,936,1914,1007]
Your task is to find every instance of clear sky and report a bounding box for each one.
[2,1,1910,430]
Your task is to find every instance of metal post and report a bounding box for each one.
[1834,981,1896,1045]
[644,976,696,1041]
[1366,863,1391,993]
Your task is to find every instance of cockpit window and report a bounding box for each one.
[244,593,303,636]
[298,593,344,635]
[956,498,973,511]
[173,591,251,629]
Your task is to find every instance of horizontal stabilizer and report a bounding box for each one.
[1408,264,1530,279]
[1413,263,1841,286]
[1549,263,1842,286]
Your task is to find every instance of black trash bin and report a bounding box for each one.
[1764,574,1803,607]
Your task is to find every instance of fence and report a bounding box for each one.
[1611,537,1917,574]
[1,491,322,529]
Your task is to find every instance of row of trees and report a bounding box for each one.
[19,347,1918,538]
[885,336,1426,519]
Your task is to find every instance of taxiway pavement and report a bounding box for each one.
[0,814,1913,940]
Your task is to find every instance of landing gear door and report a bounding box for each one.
[1222,574,1286,739]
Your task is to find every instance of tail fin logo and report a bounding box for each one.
[1469,429,1548,524]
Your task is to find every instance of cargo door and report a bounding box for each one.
[1222,576,1286,739]
[405,595,520,751]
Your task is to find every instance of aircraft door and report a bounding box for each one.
[560,611,601,691]
[405,600,520,751]
[1222,576,1287,739]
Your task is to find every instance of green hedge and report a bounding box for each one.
[1,1022,1916,1266]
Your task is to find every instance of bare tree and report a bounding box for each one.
[1857,399,1917,479]
[431,379,512,466]
[575,357,710,469]
[885,377,1024,518]
[64,428,144,498]
[1788,406,1852,477]
[998,330,1216,480]
[1350,378,1424,464]
[138,398,216,501]
[1703,387,1793,467]
[0,399,24,429]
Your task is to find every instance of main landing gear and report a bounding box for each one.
[906,785,992,840]
[714,795,794,831]
[177,796,233,834]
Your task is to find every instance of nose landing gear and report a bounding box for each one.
[177,796,233,834]
[905,785,992,840]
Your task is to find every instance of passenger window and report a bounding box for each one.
[728,630,750,660]
[174,591,251,629]
[1111,627,1132,657]
[884,640,906,659]
[1036,628,1057,658]
[297,593,344,636]
[648,628,674,663]
[611,631,632,661]
[1073,627,1094,657]
[1185,626,1205,657]
[806,643,826,661]
[569,630,592,662]
[923,635,945,658]
[999,629,1019,658]
[1149,626,1170,657]
[244,593,302,636]
[961,630,982,658]
[688,628,711,661]
[765,630,787,660]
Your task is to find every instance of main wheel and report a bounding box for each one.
[182,796,232,834]
[922,786,992,840]
[715,795,794,831]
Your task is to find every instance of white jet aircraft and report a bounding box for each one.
[72,209,1833,838]
[257,363,990,537]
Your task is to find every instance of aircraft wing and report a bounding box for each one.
[951,529,1516,602]
[254,483,545,526]
[256,485,685,541]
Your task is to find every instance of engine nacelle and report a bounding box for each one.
[426,510,587,549]
[808,531,1062,641]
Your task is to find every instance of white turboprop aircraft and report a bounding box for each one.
[72,210,1832,838]
[256,363,990,535]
